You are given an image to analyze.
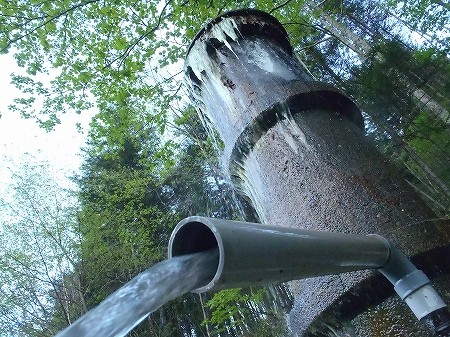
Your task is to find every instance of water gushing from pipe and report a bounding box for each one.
[54,250,218,337]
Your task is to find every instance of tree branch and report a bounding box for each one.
[103,0,173,70]
[270,0,293,14]
[1,0,100,53]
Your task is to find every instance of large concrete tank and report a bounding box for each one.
[183,9,450,336]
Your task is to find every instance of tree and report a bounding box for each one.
[344,40,450,214]
[202,286,292,337]
[164,106,256,220]
[76,107,173,292]
[382,0,450,51]
[73,103,221,336]
[2,1,449,335]
[289,1,450,214]
[0,155,83,337]
[0,0,264,130]
[2,1,448,131]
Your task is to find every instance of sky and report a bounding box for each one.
[0,53,94,189]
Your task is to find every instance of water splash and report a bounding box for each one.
[54,249,218,337]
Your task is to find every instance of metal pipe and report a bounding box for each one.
[168,216,450,334]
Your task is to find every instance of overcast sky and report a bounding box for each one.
[0,53,94,188]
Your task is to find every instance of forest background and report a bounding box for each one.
[0,0,449,336]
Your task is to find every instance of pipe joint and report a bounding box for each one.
[377,240,448,321]
[169,217,448,329]
[405,284,447,320]
[394,269,430,300]
[377,239,421,286]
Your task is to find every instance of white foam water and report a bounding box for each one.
[54,249,218,337]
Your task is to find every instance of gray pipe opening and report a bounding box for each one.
[169,217,223,293]
[169,216,449,334]
[168,216,391,293]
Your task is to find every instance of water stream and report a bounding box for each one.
[54,249,218,337]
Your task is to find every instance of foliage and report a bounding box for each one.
[202,286,290,337]
[203,288,264,333]
[346,40,450,213]
[0,0,281,130]
[0,156,82,337]
[404,112,450,212]
[1,0,450,336]
[75,105,177,306]
[383,0,450,50]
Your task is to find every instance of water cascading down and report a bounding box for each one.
[181,9,450,336]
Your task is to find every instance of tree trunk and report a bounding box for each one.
[198,293,212,337]
[308,0,450,124]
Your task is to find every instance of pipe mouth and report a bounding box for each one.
[185,8,292,58]
[168,216,223,293]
